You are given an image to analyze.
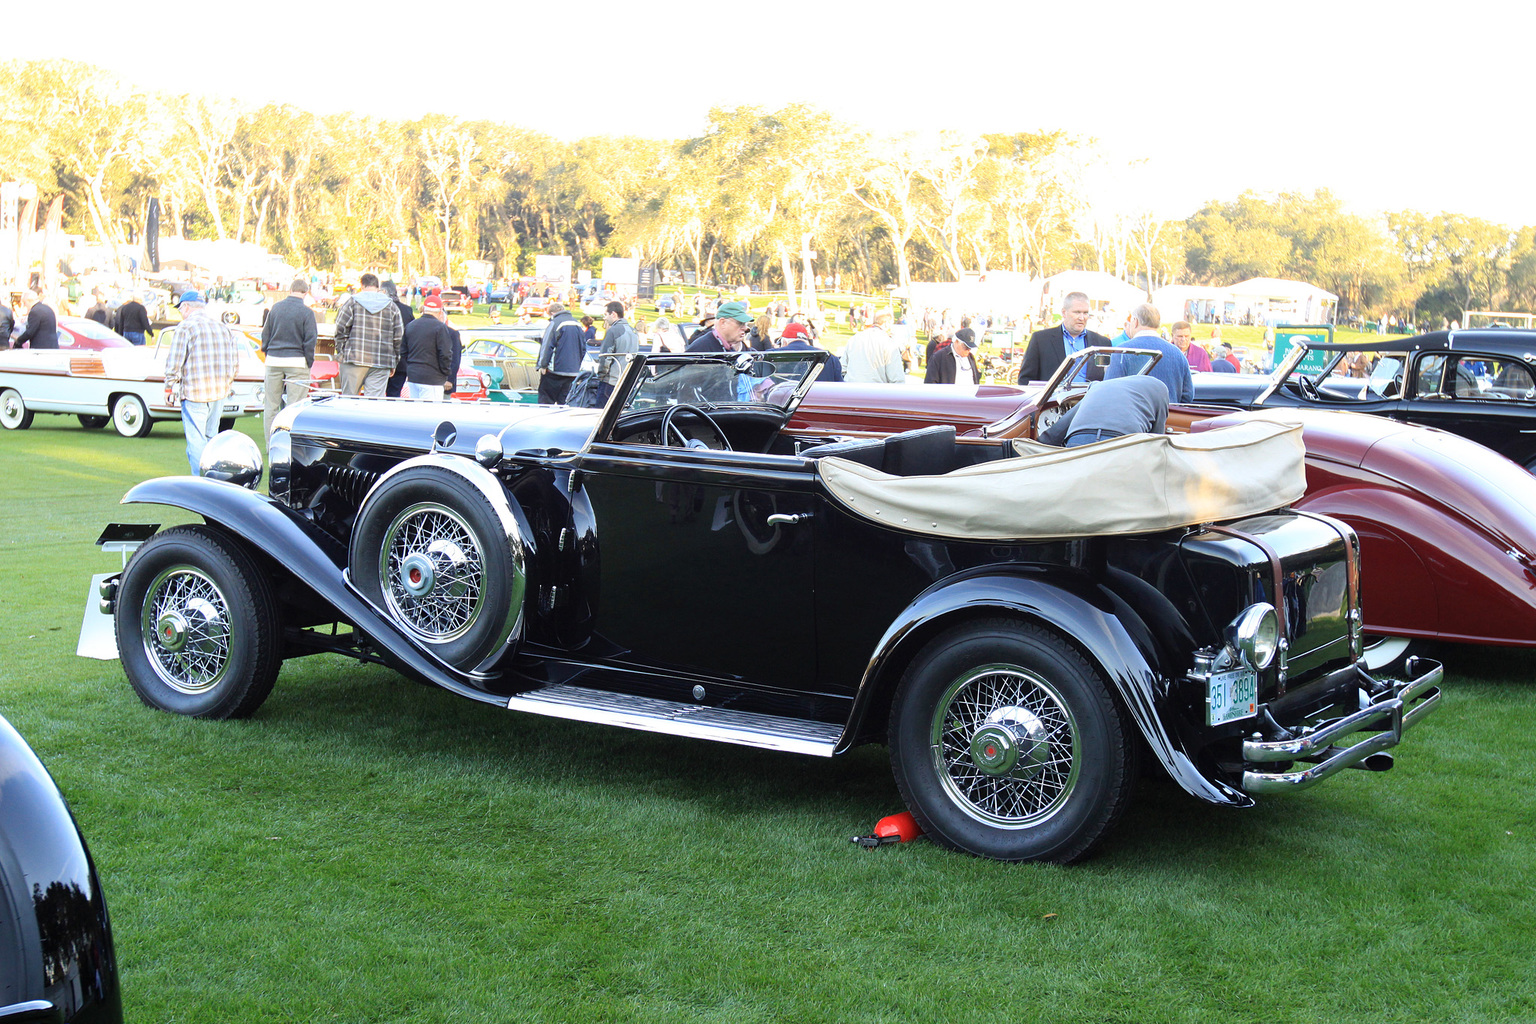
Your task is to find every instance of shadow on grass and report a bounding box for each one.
[214,654,1352,870]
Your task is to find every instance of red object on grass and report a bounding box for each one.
[852,811,924,848]
[874,811,923,843]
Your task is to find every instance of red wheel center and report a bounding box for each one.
[409,567,422,585]
[985,744,997,758]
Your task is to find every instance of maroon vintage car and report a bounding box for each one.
[787,351,1536,667]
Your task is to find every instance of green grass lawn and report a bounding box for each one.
[3,415,1535,1022]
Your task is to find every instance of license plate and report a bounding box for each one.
[1207,668,1258,725]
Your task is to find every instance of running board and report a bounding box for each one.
[504,684,842,756]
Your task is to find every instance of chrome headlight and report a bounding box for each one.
[198,430,264,490]
[1228,603,1279,670]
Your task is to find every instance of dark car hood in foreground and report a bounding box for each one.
[0,714,121,1023]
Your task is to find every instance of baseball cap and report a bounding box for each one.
[780,322,809,340]
[179,289,205,305]
[422,296,444,311]
[716,300,753,324]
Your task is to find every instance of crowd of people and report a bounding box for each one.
[3,269,1309,472]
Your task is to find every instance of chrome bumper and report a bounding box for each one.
[1240,658,1443,794]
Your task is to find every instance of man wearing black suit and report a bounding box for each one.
[14,290,57,349]
[1017,291,1107,384]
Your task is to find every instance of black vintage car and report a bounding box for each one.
[1193,330,1536,471]
[0,712,122,1024]
[86,352,1441,863]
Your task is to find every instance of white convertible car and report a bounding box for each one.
[0,320,264,438]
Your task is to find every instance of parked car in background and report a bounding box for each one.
[439,289,475,315]
[55,315,135,350]
[788,348,1536,668]
[1192,331,1536,472]
[86,351,1439,863]
[205,281,270,327]
[0,320,265,436]
[0,712,122,1023]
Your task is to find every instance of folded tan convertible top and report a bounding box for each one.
[818,419,1307,540]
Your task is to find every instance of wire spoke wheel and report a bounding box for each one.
[139,566,234,694]
[117,526,281,719]
[931,664,1080,827]
[380,502,486,643]
[349,464,524,671]
[890,619,1136,863]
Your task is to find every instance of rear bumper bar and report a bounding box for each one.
[1240,658,1443,794]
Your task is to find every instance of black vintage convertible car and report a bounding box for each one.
[1193,330,1536,471]
[85,351,1441,863]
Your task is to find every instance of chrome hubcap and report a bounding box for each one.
[969,706,1051,779]
[381,502,484,642]
[931,664,1081,828]
[155,610,189,652]
[140,568,232,695]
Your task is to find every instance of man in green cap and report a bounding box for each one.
[686,299,752,352]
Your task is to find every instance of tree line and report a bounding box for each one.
[2,59,1527,325]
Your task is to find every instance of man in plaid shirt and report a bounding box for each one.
[164,290,242,474]
[333,272,405,396]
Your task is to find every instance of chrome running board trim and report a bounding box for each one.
[505,684,841,756]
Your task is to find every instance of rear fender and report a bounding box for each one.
[840,568,1250,807]
[120,476,507,704]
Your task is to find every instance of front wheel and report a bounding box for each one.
[0,389,32,430]
[115,525,282,718]
[1360,635,1423,673]
[889,618,1138,863]
[112,393,154,437]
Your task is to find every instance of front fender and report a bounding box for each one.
[121,476,506,705]
[840,568,1249,808]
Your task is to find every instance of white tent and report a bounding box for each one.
[1042,271,1145,315]
[1150,285,1234,325]
[1227,278,1338,324]
[899,273,1043,317]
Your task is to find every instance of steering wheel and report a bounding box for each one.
[1296,373,1322,402]
[660,403,732,451]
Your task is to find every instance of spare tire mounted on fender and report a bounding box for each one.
[350,457,527,671]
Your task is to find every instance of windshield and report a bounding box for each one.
[620,352,823,415]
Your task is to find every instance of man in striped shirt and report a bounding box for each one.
[164,290,242,474]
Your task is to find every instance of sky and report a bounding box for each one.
[37,0,1536,227]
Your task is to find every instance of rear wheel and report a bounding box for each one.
[112,394,154,437]
[77,414,109,429]
[219,417,236,432]
[0,389,32,430]
[115,525,281,718]
[889,618,1138,863]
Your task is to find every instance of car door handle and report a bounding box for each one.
[767,513,812,526]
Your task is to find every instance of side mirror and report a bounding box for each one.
[433,421,458,452]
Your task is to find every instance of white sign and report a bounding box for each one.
[534,254,572,284]
[601,257,640,287]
